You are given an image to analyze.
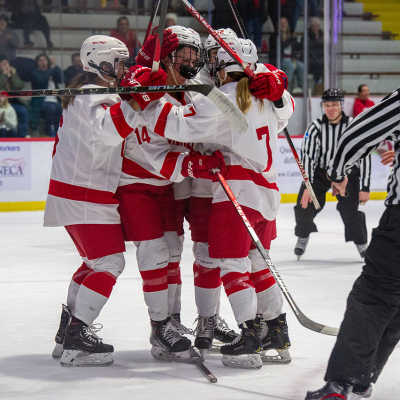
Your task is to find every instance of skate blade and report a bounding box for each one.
[261,349,291,364]
[151,346,193,363]
[52,343,63,359]
[349,388,372,400]
[221,354,262,369]
[60,349,114,367]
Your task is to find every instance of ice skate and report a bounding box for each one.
[150,317,193,363]
[52,304,71,359]
[295,237,309,260]
[305,380,353,400]
[356,243,368,259]
[60,316,114,367]
[194,315,215,355]
[350,384,372,399]
[260,313,291,364]
[213,315,239,345]
[220,320,262,369]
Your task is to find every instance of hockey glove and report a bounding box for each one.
[249,70,287,102]
[136,28,179,67]
[181,150,226,179]
[120,65,167,110]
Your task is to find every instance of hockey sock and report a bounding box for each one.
[167,262,182,314]
[67,262,92,314]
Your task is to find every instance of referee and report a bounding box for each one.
[304,89,400,400]
[293,88,371,259]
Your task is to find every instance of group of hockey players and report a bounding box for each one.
[46,24,294,370]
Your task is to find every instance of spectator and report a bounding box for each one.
[353,84,375,117]
[28,54,62,137]
[292,0,320,33]
[0,14,19,61]
[165,13,177,28]
[9,0,53,49]
[0,55,29,137]
[110,16,141,58]
[269,17,304,92]
[64,53,83,86]
[269,0,296,33]
[0,96,17,137]
[236,0,268,50]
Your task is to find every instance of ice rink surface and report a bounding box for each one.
[1,200,398,400]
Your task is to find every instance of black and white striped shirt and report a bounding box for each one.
[301,112,371,190]
[328,89,400,205]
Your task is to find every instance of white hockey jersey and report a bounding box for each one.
[141,82,294,220]
[43,85,140,227]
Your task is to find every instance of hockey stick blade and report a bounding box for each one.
[0,85,248,134]
[188,348,217,383]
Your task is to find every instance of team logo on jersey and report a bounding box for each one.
[188,161,194,177]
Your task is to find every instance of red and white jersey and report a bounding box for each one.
[44,85,140,227]
[141,82,294,220]
[119,93,195,188]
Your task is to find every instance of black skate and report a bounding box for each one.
[295,236,309,260]
[220,320,262,369]
[150,317,193,362]
[352,384,372,399]
[52,304,71,359]
[213,315,239,344]
[194,315,215,353]
[60,316,114,367]
[305,380,353,400]
[261,313,291,364]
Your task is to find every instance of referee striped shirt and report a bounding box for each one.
[328,89,400,205]
[301,112,371,190]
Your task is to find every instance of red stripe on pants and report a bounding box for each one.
[72,262,92,285]
[168,262,182,285]
[250,269,276,293]
[221,272,254,296]
[193,262,221,289]
[140,267,168,292]
[82,271,117,298]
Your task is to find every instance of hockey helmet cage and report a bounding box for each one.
[215,38,257,74]
[321,88,345,103]
[81,35,129,80]
[165,25,204,79]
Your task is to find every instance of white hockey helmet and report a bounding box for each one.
[204,28,238,52]
[215,37,257,74]
[165,25,204,79]
[80,35,129,81]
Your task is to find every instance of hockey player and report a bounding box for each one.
[140,37,294,368]
[116,25,226,362]
[305,90,400,400]
[48,35,167,367]
[294,88,371,260]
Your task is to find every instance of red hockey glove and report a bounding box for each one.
[181,150,226,179]
[264,64,288,90]
[136,28,179,67]
[249,70,286,102]
[120,65,167,110]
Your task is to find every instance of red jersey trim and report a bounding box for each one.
[154,103,173,137]
[122,156,167,180]
[109,103,133,139]
[159,151,180,180]
[48,179,119,204]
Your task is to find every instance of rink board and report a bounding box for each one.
[0,137,390,212]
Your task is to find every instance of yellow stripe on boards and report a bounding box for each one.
[280,192,387,203]
[0,201,46,212]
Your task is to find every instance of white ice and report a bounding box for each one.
[0,200,398,400]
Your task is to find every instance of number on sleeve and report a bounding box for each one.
[256,126,272,171]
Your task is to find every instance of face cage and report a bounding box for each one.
[205,46,219,72]
[171,47,204,80]
[92,57,128,79]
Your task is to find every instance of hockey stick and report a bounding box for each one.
[188,347,217,383]
[144,0,161,43]
[152,0,168,72]
[222,0,320,211]
[0,85,248,134]
[211,167,338,336]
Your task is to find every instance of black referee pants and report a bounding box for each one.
[325,205,400,387]
[294,167,367,245]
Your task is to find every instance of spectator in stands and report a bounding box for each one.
[269,0,296,33]
[9,0,53,49]
[64,53,83,86]
[0,96,17,137]
[0,55,28,137]
[110,16,141,58]
[353,84,375,117]
[28,54,62,137]
[165,13,177,28]
[0,14,19,61]
[269,17,304,92]
[236,0,268,50]
[292,0,320,33]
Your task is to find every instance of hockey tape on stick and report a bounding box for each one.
[0,85,248,134]
[211,165,338,336]
[152,0,168,72]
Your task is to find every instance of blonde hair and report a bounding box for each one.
[228,71,264,114]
